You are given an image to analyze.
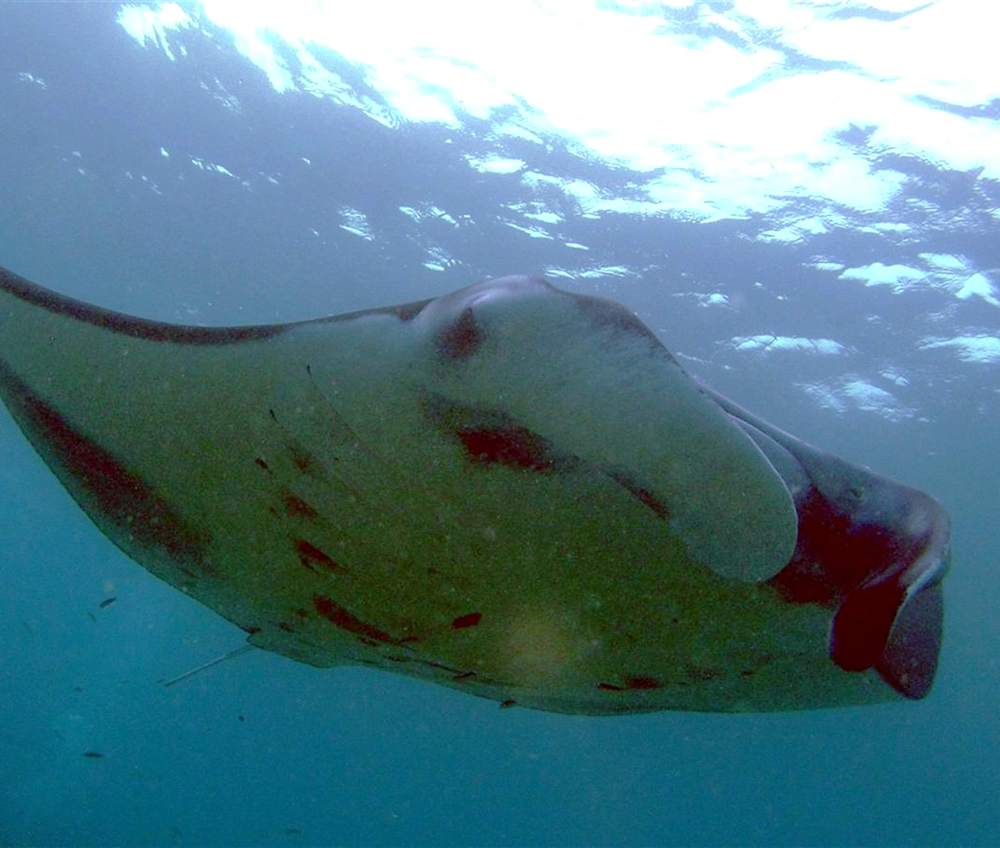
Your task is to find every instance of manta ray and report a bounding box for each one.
[0,266,949,714]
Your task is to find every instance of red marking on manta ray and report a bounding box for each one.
[458,425,559,471]
[597,676,663,691]
[451,612,482,629]
[313,595,416,645]
[434,306,484,360]
[283,492,319,520]
[295,539,339,572]
[0,359,211,571]
[626,676,663,690]
[288,442,318,475]
[611,472,670,521]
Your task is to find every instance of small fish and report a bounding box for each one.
[99,597,117,609]
[83,751,104,759]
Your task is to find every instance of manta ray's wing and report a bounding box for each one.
[0,267,947,713]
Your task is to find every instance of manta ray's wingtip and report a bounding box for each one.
[0,263,289,346]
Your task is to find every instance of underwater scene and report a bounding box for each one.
[1,2,998,845]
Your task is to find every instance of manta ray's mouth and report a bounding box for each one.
[714,390,950,700]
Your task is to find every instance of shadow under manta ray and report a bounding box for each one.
[0,265,949,715]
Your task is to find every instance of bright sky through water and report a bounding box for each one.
[115,0,1000,371]
[119,0,1000,211]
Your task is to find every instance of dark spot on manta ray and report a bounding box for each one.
[428,398,674,517]
[598,676,663,691]
[573,295,672,359]
[395,299,431,321]
[424,395,579,472]
[317,295,430,324]
[288,442,314,474]
[295,539,339,572]
[457,425,562,471]
[610,471,670,520]
[0,356,211,571]
[283,492,319,520]
[451,612,482,629]
[626,675,663,690]
[434,306,484,360]
[313,595,413,645]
